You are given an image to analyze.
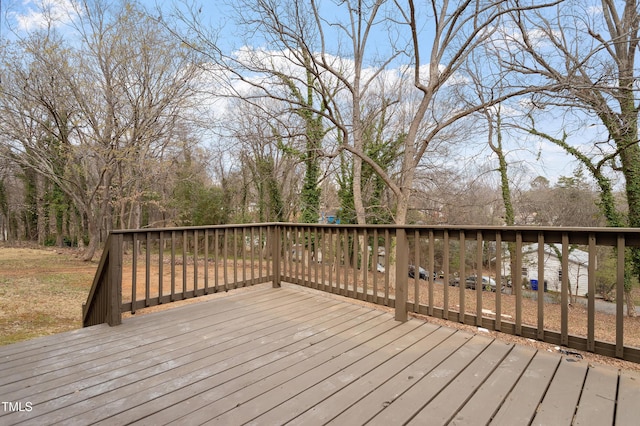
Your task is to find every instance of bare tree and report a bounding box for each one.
[502,0,639,315]
[386,0,559,224]
[169,0,407,224]
[170,0,557,226]
[220,97,304,222]
[0,0,201,260]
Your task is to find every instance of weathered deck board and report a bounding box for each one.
[1,283,639,425]
[532,358,588,425]
[616,369,640,425]
[406,339,513,425]
[246,321,441,425]
[1,288,316,391]
[326,330,473,425]
[449,344,538,425]
[365,334,496,425]
[100,308,387,425]
[287,325,456,426]
[2,289,311,392]
[5,289,358,424]
[489,351,561,425]
[573,364,619,425]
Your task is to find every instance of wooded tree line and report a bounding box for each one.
[0,0,637,272]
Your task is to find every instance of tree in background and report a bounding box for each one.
[338,103,403,224]
[171,147,228,226]
[503,0,639,314]
[519,171,602,227]
[170,0,406,225]
[298,67,325,224]
[0,156,24,242]
[217,96,304,223]
[0,0,201,260]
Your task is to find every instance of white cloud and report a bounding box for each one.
[12,0,78,31]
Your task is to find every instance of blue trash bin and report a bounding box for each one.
[530,279,538,290]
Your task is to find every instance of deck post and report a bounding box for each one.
[273,224,281,288]
[106,233,123,326]
[395,228,408,322]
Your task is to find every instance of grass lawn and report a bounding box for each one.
[0,246,97,345]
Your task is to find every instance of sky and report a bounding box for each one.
[2,0,73,31]
[2,0,604,188]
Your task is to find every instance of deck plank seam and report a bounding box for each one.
[440,342,517,426]
[571,362,593,425]
[487,347,541,424]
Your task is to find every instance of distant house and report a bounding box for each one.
[500,244,589,297]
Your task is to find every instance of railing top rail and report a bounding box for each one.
[109,222,281,235]
[109,222,640,247]
[275,223,640,234]
[110,222,640,232]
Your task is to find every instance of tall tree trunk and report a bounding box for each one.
[83,216,100,262]
[352,87,367,225]
[490,109,518,290]
[300,63,323,224]
[620,139,640,318]
[82,172,113,262]
[616,63,638,317]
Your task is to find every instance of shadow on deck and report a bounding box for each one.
[2,284,639,425]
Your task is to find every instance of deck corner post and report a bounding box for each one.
[395,228,408,322]
[273,224,281,288]
[107,233,123,326]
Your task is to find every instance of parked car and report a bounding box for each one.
[451,275,498,291]
[466,275,498,291]
[408,265,436,280]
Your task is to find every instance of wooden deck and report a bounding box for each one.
[2,284,639,425]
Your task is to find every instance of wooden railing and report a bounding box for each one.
[83,224,276,327]
[83,223,640,363]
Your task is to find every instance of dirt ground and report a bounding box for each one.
[1,245,639,372]
[0,246,97,344]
